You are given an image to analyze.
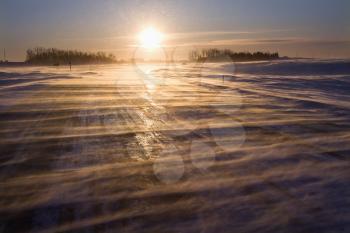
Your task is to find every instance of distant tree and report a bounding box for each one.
[25,47,117,65]
[189,49,279,62]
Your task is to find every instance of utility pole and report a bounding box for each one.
[3,48,6,62]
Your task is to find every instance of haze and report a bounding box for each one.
[1,0,350,61]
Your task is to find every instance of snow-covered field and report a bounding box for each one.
[0,60,349,233]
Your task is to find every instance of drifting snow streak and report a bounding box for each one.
[0,61,349,233]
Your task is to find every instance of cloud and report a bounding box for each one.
[165,29,294,40]
[164,38,350,47]
[61,28,294,43]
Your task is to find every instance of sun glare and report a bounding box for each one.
[138,27,163,49]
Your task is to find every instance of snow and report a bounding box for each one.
[0,60,349,233]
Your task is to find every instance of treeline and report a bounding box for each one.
[189,49,279,62]
[25,47,117,65]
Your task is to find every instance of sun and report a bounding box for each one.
[138,27,163,49]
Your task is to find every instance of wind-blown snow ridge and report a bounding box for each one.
[0,61,349,233]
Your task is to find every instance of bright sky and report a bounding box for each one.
[1,0,349,61]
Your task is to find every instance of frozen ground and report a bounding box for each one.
[0,60,349,233]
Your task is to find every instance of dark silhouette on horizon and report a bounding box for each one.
[189,49,279,62]
[25,47,116,65]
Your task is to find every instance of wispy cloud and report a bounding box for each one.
[165,29,294,40]
[61,28,294,42]
[164,38,350,47]
[61,35,133,42]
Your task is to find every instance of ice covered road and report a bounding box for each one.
[0,62,350,233]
